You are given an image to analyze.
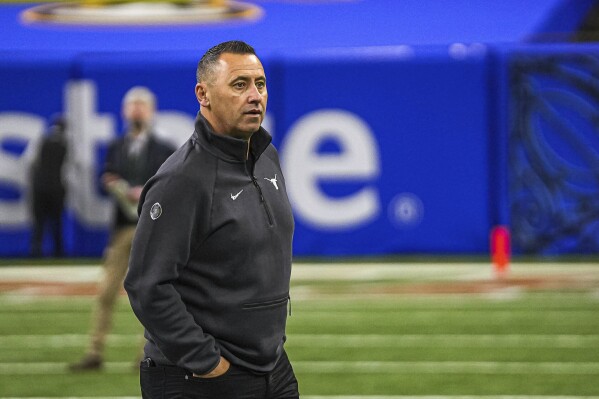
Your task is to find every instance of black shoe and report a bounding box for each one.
[68,354,103,371]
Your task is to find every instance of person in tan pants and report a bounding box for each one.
[69,87,175,371]
[86,226,137,363]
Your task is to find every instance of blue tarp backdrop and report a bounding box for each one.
[0,0,597,257]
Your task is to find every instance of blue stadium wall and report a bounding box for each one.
[0,0,597,257]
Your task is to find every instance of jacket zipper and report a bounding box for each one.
[246,141,273,226]
[251,176,274,226]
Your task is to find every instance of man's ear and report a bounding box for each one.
[195,83,210,107]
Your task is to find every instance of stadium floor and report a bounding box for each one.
[1,261,598,398]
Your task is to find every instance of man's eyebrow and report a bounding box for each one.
[229,74,266,82]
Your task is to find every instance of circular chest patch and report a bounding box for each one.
[150,203,162,220]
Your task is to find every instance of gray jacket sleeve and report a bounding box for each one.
[124,171,221,375]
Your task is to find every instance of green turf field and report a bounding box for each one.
[0,261,598,398]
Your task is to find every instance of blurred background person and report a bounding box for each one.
[69,86,175,371]
[29,114,68,258]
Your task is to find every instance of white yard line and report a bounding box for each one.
[4,397,599,399]
[0,334,138,348]
[1,361,598,375]
[1,334,598,349]
[291,334,599,348]
[303,397,599,399]
[0,266,102,283]
[1,263,599,283]
[305,397,599,399]
[293,361,599,374]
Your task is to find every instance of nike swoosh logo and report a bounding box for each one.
[231,189,243,200]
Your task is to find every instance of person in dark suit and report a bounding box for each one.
[30,115,68,258]
[69,86,175,371]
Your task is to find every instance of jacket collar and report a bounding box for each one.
[192,112,272,163]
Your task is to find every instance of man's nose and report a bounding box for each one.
[247,84,263,103]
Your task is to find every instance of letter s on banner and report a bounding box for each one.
[281,109,380,229]
[0,112,45,226]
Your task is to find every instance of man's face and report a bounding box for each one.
[123,99,154,131]
[197,52,267,139]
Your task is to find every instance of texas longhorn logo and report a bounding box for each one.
[264,174,278,190]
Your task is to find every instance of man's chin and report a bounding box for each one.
[130,120,148,131]
[240,122,262,135]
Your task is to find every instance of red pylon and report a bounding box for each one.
[490,225,510,277]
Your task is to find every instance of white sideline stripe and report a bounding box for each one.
[4,397,599,399]
[1,334,599,349]
[2,262,599,283]
[294,361,599,374]
[292,334,599,348]
[293,311,597,322]
[0,334,137,348]
[1,361,599,375]
[304,397,599,399]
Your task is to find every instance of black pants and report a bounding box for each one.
[140,351,299,399]
[31,188,64,257]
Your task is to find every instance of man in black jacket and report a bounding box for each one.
[70,86,175,371]
[30,115,68,257]
[125,41,298,398]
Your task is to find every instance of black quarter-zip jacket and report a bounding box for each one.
[124,113,294,375]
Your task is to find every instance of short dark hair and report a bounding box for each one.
[196,40,257,84]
